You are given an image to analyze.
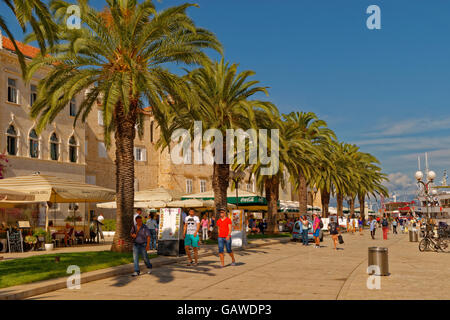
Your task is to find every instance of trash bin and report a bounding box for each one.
[368,247,389,276]
[409,230,418,242]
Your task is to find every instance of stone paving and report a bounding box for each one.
[28,230,450,300]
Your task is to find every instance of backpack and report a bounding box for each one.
[319,220,324,229]
[382,219,388,227]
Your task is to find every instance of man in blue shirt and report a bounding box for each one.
[130,215,152,276]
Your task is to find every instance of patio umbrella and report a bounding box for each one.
[0,188,35,202]
[167,199,236,209]
[0,173,115,230]
[97,200,167,209]
[134,188,183,202]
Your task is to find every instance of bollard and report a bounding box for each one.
[368,247,389,276]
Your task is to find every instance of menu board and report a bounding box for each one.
[232,210,243,231]
[7,229,23,253]
[158,208,182,241]
[231,210,245,248]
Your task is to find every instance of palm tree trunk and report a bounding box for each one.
[212,162,229,239]
[359,193,366,223]
[298,168,308,215]
[111,102,137,252]
[321,189,330,217]
[337,193,344,217]
[349,196,355,217]
[265,176,279,234]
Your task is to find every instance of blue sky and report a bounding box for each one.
[2,0,450,201]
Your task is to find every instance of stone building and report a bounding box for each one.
[0,34,305,225]
[0,33,87,226]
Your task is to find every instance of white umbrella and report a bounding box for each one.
[97,200,166,209]
[167,199,236,209]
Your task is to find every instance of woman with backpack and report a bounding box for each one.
[329,219,340,250]
[381,215,389,240]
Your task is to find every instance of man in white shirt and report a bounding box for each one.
[97,213,105,240]
[133,208,142,227]
[183,208,200,266]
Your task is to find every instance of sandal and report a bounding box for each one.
[187,261,193,266]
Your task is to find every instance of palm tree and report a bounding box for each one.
[0,0,57,73]
[179,59,274,227]
[240,111,313,233]
[355,152,389,222]
[284,112,335,215]
[26,0,221,252]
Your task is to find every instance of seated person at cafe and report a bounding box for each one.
[64,223,74,247]
[48,221,58,239]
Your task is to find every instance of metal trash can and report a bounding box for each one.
[409,230,418,242]
[368,247,389,276]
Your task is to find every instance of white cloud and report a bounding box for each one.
[363,117,450,138]
[383,172,417,197]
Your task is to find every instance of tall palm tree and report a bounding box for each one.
[240,111,312,233]
[355,152,389,222]
[26,0,221,252]
[0,0,57,74]
[179,59,274,226]
[284,112,335,215]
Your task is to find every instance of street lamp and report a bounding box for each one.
[415,170,436,223]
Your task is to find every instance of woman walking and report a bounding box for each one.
[312,214,321,248]
[201,214,210,241]
[300,215,310,246]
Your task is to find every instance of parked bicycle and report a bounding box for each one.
[419,228,448,252]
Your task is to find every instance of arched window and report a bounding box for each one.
[29,129,39,158]
[6,125,18,156]
[69,136,77,163]
[50,133,59,161]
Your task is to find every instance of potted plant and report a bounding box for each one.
[44,231,54,251]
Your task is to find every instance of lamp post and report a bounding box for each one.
[415,170,436,223]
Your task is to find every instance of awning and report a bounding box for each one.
[0,173,115,203]
[182,189,266,205]
[0,188,35,202]
[165,199,237,209]
[134,188,183,202]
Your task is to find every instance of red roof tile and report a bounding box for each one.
[2,37,40,59]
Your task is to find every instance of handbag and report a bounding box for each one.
[338,234,344,244]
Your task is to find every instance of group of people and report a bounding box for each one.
[130,207,236,276]
[248,216,267,234]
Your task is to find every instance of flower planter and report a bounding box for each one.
[45,243,54,251]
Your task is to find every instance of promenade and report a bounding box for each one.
[28,231,450,300]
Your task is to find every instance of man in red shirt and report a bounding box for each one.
[216,208,236,267]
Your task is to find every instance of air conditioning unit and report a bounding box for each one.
[0,239,7,253]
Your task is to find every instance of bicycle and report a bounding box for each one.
[419,230,448,252]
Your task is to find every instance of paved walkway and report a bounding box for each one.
[29,231,450,300]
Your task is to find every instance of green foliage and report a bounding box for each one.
[102,219,116,231]
[33,228,46,237]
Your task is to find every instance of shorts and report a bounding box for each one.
[313,229,320,237]
[185,234,199,248]
[218,237,232,253]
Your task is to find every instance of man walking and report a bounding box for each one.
[184,208,200,266]
[369,217,377,239]
[217,208,236,267]
[146,213,158,250]
[130,216,152,276]
[392,218,398,234]
[133,208,142,227]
